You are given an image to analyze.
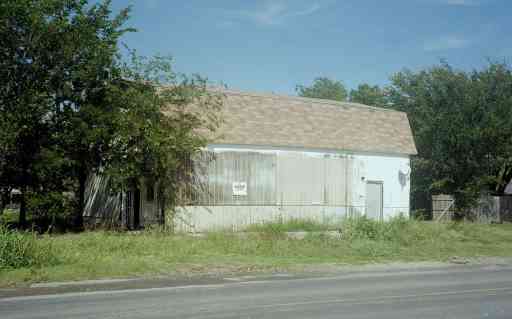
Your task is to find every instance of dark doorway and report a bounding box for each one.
[133,188,141,229]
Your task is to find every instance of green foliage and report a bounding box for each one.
[0,0,221,230]
[3,222,512,285]
[245,217,330,233]
[387,62,512,211]
[0,0,135,228]
[104,53,223,208]
[0,226,57,269]
[0,209,20,226]
[296,77,347,101]
[341,216,382,240]
[26,191,73,228]
[349,83,388,107]
[340,215,445,244]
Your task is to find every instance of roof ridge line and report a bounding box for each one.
[209,88,401,113]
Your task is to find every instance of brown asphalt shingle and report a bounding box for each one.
[211,90,417,155]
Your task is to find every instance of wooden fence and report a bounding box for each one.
[432,194,512,223]
[432,194,455,221]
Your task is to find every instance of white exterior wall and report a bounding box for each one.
[350,154,411,218]
[174,145,411,232]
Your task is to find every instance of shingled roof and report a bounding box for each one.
[212,90,417,155]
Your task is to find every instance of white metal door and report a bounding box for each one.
[366,181,383,220]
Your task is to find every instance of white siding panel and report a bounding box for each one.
[277,152,324,205]
[174,206,349,232]
[173,145,411,232]
[353,154,411,219]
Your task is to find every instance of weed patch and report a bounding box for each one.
[0,226,58,269]
[1,219,512,286]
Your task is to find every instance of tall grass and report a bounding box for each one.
[244,217,331,234]
[0,226,57,269]
[1,218,512,286]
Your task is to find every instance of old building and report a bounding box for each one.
[174,90,417,231]
[84,89,417,231]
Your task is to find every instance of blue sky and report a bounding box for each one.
[111,0,511,95]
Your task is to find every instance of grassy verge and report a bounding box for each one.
[2,218,512,287]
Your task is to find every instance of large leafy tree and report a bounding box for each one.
[1,0,222,230]
[296,77,347,101]
[387,62,512,215]
[1,0,134,229]
[45,1,133,229]
[104,54,223,224]
[1,0,62,226]
[349,83,388,107]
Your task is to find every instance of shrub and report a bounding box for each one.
[341,215,422,242]
[0,208,19,227]
[244,217,330,238]
[27,191,73,232]
[341,216,382,240]
[0,226,57,269]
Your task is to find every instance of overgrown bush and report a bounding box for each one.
[27,191,73,232]
[340,215,438,243]
[0,209,19,227]
[244,217,330,237]
[0,226,57,269]
[341,216,383,240]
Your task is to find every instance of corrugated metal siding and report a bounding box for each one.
[277,153,323,205]
[193,151,353,207]
[196,151,276,205]
[174,206,350,232]
[172,147,411,232]
[324,155,352,206]
[83,173,122,225]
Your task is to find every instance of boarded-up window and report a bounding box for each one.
[195,151,277,205]
[192,150,352,207]
[276,153,351,206]
[277,153,323,205]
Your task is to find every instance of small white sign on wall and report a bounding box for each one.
[232,182,247,196]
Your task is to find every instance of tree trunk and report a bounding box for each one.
[0,187,12,216]
[19,187,27,229]
[74,166,87,231]
[0,190,5,216]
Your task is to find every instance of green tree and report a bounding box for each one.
[387,62,512,215]
[296,77,347,101]
[0,115,16,214]
[0,0,133,229]
[103,54,223,223]
[349,83,388,107]
[44,1,133,229]
[0,0,57,226]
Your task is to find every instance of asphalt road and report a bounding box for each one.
[2,265,512,318]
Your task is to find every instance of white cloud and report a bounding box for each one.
[232,1,323,26]
[423,35,472,51]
